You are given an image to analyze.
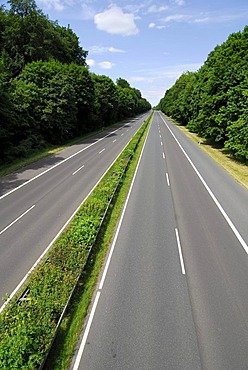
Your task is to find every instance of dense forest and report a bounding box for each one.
[0,0,151,164]
[158,26,248,163]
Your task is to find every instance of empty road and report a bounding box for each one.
[72,111,248,370]
[0,112,150,309]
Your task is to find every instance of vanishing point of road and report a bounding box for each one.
[71,111,248,370]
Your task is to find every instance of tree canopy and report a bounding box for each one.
[0,0,151,164]
[157,26,248,163]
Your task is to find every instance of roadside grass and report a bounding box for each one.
[43,117,151,369]
[167,117,248,190]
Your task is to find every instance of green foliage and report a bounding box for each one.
[0,115,151,369]
[91,74,118,127]
[158,26,248,163]
[116,77,130,89]
[115,79,151,120]
[1,0,87,76]
[0,0,151,165]
[66,63,95,134]
[0,54,19,160]
[224,111,248,161]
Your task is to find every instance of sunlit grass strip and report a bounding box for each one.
[0,114,152,370]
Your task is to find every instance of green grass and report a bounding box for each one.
[43,117,151,370]
[166,116,248,190]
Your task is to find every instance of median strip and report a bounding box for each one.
[72,113,151,370]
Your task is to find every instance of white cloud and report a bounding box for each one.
[90,45,125,54]
[94,5,139,36]
[87,59,115,70]
[98,61,115,69]
[194,17,210,23]
[149,22,167,30]
[109,46,125,53]
[163,14,191,23]
[148,5,169,13]
[149,22,156,28]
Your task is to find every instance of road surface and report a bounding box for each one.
[0,113,150,309]
[71,111,248,370]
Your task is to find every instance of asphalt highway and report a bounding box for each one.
[71,111,248,370]
[0,113,150,309]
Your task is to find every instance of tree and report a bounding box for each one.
[158,26,248,162]
[66,63,95,133]
[10,60,78,148]
[0,56,18,162]
[115,86,134,119]
[1,0,87,76]
[116,78,130,89]
[0,0,151,164]
[91,74,118,127]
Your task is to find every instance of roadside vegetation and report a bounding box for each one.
[0,113,152,369]
[167,116,248,190]
[0,0,151,166]
[157,26,248,164]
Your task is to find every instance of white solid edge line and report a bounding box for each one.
[72,118,152,370]
[175,228,186,275]
[99,123,151,290]
[159,112,248,255]
[72,291,101,370]
[0,121,145,314]
[0,125,126,201]
[0,205,35,235]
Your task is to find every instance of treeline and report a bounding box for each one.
[158,26,248,163]
[0,0,151,164]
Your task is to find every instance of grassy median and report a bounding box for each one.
[42,114,152,369]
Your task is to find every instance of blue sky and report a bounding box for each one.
[5,0,248,106]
